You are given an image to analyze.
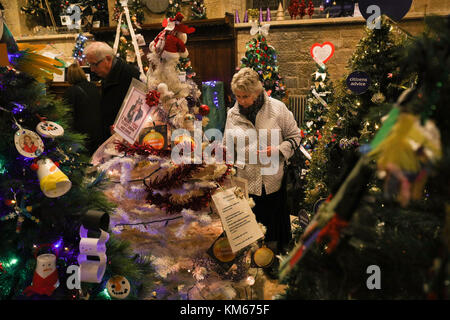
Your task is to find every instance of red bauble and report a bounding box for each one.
[30,163,39,171]
[4,199,15,206]
[199,104,210,116]
[54,161,60,167]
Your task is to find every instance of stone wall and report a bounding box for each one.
[236,18,430,95]
[2,0,449,78]
[235,0,450,95]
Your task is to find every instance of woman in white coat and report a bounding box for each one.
[223,67,301,254]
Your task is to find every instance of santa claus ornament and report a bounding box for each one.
[23,253,59,297]
[149,12,195,61]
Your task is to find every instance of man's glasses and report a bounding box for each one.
[87,57,105,68]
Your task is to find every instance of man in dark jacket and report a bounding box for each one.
[84,41,141,141]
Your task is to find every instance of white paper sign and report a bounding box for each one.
[212,187,263,253]
[113,78,150,144]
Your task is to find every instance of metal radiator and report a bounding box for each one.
[288,95,307,126]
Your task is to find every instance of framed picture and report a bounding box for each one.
[14,129,45,158]
[113,78,151,144]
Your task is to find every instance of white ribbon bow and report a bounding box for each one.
[250,22,270,36]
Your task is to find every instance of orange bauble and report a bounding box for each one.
[213,237,235,262]
[142,130,165,150]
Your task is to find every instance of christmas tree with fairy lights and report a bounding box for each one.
[279,16,448,300]
[90,13,270,300]
[240,27,286,101]
[0,13,154,301]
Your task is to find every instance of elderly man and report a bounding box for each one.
[84,41,140,141]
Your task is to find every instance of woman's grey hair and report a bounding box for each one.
[231,67,264,95]
[84,41,114,61]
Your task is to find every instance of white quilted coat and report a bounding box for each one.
[223,92,301,196]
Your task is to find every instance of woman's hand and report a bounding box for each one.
[257,146,277,156]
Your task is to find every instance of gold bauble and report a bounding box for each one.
[253,246,274,268]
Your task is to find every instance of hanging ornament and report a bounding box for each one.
[36,121,64,138]
[120,23,129,35]
[107,275,131,299]
[183,113,195,131]
[23,253,59,297]
[253,246,274,268]
[1,192,40,233]
[78,210,110,283]
[199,104,210,116]
[126,49,136,63]
[32,158,72,198]
[14,128,44,158]
[212,237,235,263]
[142,129,165,150]
[371,92,386,104]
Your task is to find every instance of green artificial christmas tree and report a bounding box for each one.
[240,32,286,101]
[0,15,153,300]
[166,0,182,19]
[112,0,148,71]
[279,15,449,300]
[191,0,207,20]
[303,17,408,207]
[301,63,333,154]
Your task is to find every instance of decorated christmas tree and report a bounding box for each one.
[113,0,149,72]
[301,63,333,153]
[0,15,152,300]
[166,0,182,19]
[279,16,448,300]
[191,0,207,20]
[240,29,286,101]
[72,33,88,62]
[302,17,408,207]
[90,13,268,300]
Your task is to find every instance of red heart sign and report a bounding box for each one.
[310,42,335,64]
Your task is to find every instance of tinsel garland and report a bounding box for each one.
[145,163,205,190]
[146,191,211,214]
[115,141,172,158]
[145,164,232,214]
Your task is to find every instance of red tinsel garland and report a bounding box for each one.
[115,141,172,157]
[115,139,233,214]
[147,163,205,190]
[146,164,232,214]
[147,192,212,214]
